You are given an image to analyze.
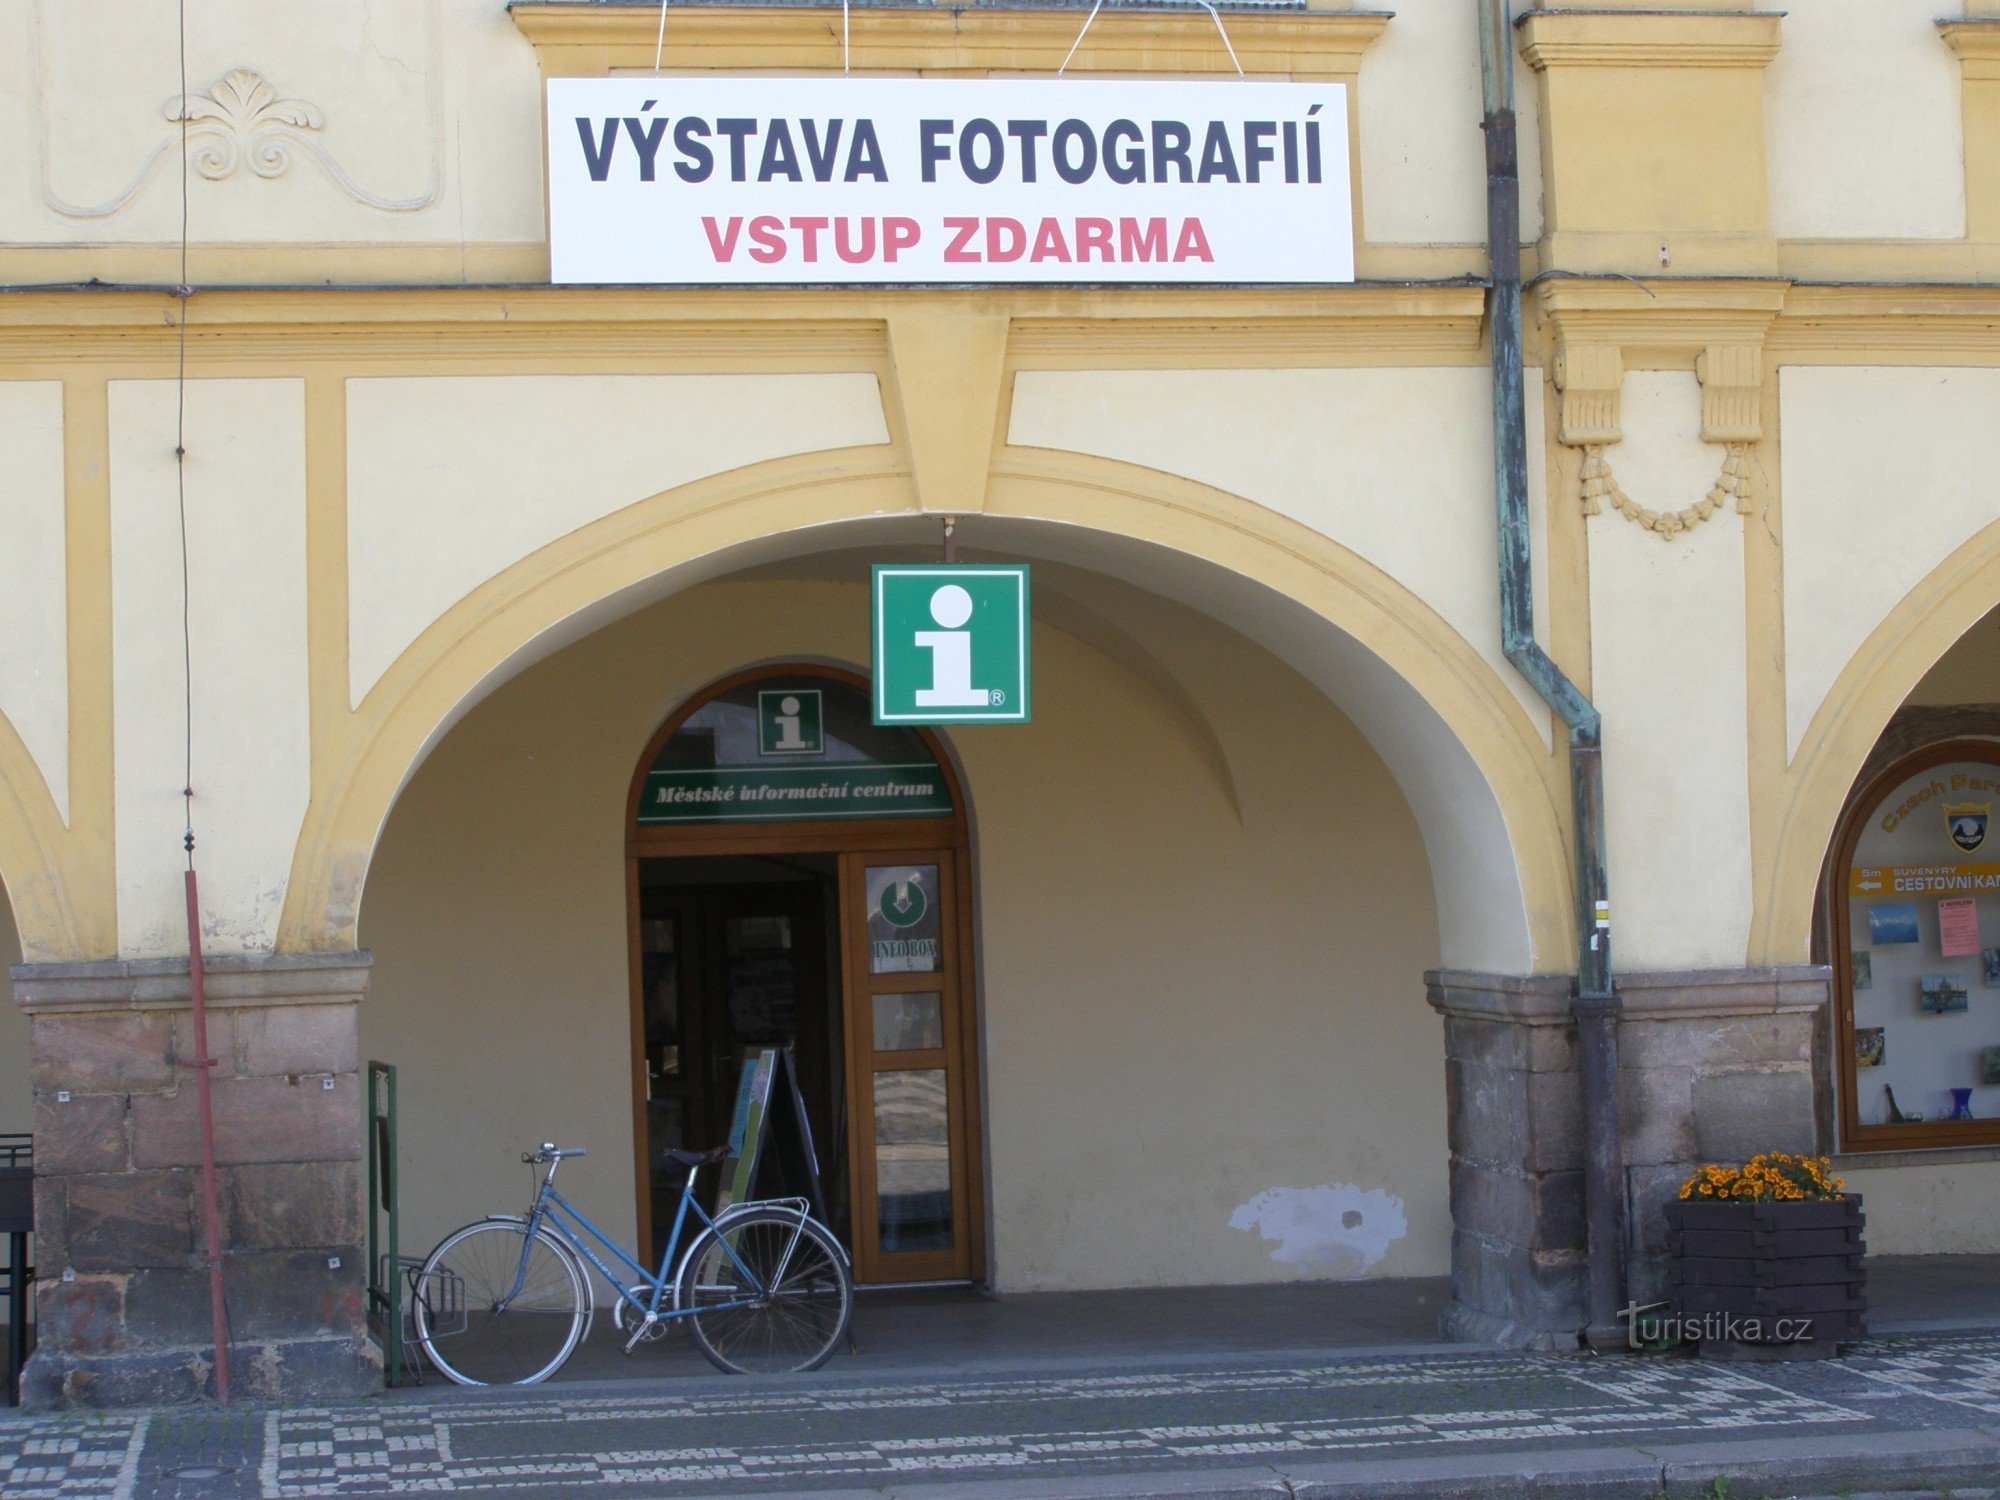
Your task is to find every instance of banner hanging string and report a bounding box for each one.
[1061,0,1243,78]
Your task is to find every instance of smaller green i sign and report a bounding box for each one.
[873,564,1031,725]
[757,688,824,756]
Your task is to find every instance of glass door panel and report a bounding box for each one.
[873,1069,952,1252]
[864,864,943,974]
[872,992,944,1051]
[841,852,976,1282]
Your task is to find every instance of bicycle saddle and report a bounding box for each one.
[661,1145,729,1169]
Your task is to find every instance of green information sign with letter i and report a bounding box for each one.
[873,564,1031,725]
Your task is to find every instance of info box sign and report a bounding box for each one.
[547,78,1354,285]
[874,565,1030,726]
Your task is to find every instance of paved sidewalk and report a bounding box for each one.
[5,1329,2000,1499]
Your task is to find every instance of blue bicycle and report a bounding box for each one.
[412,1142,853,1383]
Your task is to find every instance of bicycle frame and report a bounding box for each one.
[497,1162,789,1331]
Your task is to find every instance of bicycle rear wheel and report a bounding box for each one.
[413,1219,588,1386]
[678,1209,852,1374]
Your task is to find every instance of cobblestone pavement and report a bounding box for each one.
[3,1332,2000,1498]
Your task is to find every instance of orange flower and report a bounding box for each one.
[1677,1152,1844,1203]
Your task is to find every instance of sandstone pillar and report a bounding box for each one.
[13,952,376,1407]
[1430,966,1829,1350]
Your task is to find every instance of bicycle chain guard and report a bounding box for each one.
[611,1282,676,1338]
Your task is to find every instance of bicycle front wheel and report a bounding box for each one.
[413,1219,588,1386]
[679,1208,852,1374]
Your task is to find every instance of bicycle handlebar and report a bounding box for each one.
[523,1143,588,1164]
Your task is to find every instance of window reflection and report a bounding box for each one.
[873,1069,952,1252]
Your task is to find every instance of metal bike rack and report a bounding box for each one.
[366,1061,427,1387]
[0,1133,32,1406]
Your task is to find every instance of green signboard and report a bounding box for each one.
[757,688,823,756]
[639,673,956,828]
[872,564,1031,725]
[638,763,954,824]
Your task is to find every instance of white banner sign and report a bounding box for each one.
[546,78,1353,285]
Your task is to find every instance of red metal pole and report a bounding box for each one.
[184,868,231,1406]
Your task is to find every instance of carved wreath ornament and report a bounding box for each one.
[1578,442,1756,540]
[1554,343,1763,541]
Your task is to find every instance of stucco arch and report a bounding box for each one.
[1760,514,2000,962]
[278,448,1573,973]
[0,705,80,961]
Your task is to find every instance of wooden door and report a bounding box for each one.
[692,884,832,1157]
[839,850,981,1283]
[635,878,833,1264]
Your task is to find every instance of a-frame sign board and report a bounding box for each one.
[715,1046,832,1229]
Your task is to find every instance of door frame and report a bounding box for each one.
[838,846,979,1283]
[623,663,985,1281]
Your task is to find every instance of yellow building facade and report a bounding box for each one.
[5,0,2000,1404]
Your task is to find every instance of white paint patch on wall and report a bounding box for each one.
[1764,0,1963,241]
[1588,373,1753,970]
[1781,367,2000,761]
[1358,3,1543,245]
[345,373,890,706]
[0,381,68,822]
[1006,367,1553,739]
[110,379,311,957]
[1230,1183,1408,1278]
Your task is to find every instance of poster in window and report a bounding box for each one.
[1920,974,1970,1014]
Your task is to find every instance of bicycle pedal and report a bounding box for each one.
[622,1315,659,1355]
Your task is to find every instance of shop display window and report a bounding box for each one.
[1833,741,2000,1149]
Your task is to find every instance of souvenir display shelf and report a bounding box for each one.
[1834,741,2000,1150]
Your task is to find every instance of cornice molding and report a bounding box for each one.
[1941,18,2000,73]
[11,280,2000,368]
[1425,965,1830,1025]
[0,282,1489,369]
[1534,276,1789,350]
[507,3,1392,79]
[13,950,372,1015]
[1518,11,1783,71]
[1772,282,2000,356]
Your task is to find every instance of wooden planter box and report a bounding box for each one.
[1664,1194,1865,1362]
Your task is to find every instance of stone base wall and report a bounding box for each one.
[1613,970,1825,1310]
[12,952,378,1408]
[1429,966,1830,1351]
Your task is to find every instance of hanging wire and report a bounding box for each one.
[1197,0,1245,77]
[655,0,669,73]
[843,0,851,74]
[1060,0,1243,78]
[175,0,196,863]
[1057,0,1103,76]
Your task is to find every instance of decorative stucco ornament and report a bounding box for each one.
[174,70,327,185]
[1555,339,1766,541]
[40,66,444,220]
[1578,441,1756,541]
